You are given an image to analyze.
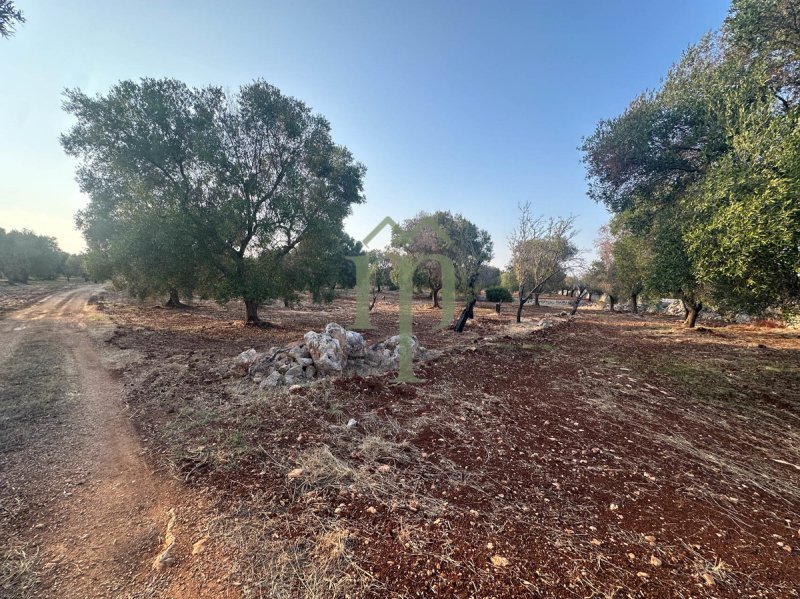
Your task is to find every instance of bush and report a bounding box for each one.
[485,286,512,302]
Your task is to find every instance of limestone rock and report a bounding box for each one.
[304,330,345,375]
[232,349,259,374]
[259,371,283,388]
[345,330,366,358]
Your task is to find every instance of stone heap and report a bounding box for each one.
[231,323,437,388]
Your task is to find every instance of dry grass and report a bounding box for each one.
[211,493,373,599]
[0,543,40,598]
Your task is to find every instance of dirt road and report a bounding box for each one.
[0,286,196,598]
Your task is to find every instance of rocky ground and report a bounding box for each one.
[74,290,799,598]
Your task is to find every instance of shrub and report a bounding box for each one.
[485,286,512,302]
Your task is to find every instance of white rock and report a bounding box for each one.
[346,418,358,428]
[304,331,345,375]
[232,348,259,371]
[385,335,420,358]
[289,345,311,360]
[345,330,366,358]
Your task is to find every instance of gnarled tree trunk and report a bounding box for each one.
[570,289,588,315]
[244,298,261,325]
[432,286,441,308]
[684,300,702,328]
[454,298,477,333]
[534,292,540,307]
[165,289,182,308]
[630,293,638,314]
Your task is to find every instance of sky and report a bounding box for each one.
[0,0,730,267]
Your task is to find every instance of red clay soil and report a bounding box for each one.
[98,291,800,597]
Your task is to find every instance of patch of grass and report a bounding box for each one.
[291,445,356,495]
[653,360,737,399]
[0,543,40,598]
[0,340,74,453]
[219,510,372,599]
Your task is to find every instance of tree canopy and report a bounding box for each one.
[0,229,66,284]
[62,78,366,322]
[508,204,579,322]
[583,0,800,323]
[391,211,492,310]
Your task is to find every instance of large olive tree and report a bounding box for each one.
[62,78,365,323]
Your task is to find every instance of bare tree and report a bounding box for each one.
[508,204,579,323]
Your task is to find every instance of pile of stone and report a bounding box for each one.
[231,323,438,388]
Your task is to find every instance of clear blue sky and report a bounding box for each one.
[0,0,730,266]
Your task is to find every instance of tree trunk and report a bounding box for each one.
[630,293,638,314]
[516,298,525,323]
[609,295,616,312]
[570,290,587,315]
[684,301,702,328]
[245,298,261,325]
[534,293,540,307]
[165,289,182,308]
[454,299,477,333]
[432,287,441,308]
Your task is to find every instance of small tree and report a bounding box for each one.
[368,250,394,293]
[500,270,518,293]
[485,286,512,302]
[508,203,579,323]
[391,211,492,318]
[583,259,615,310]
[62,254,87,282]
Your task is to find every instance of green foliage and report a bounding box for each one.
[477,265,501,290]
[499,270,518,293]
[508,205,578,306]
[284,230,363,303]
[62,254,86,281]
[0,229,65,284]
[611,227,650,300]
[62,78,365,321]
[584,3,800,318]
[391,211,493,302]
[484,286,512,303]
[583,260,614,298]
[367,250,395,291]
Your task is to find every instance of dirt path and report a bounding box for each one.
[0,286,210,598]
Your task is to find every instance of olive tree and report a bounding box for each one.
[62,78,365,323]
[508,203,579,323]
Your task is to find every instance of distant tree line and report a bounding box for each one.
[582,0,800,326]
[0,228,85,284]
